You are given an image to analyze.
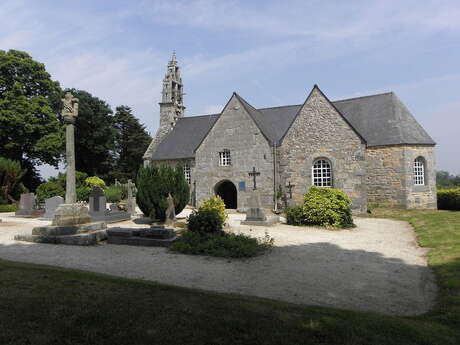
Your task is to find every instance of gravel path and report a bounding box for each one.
[0,212,436,316]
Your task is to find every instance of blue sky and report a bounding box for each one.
[1,0,459,175]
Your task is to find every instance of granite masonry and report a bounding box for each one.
[143,55,437,212]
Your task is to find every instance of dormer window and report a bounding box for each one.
[219,150,231,166]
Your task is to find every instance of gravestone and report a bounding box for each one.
[43,196,64,220]
[88,187,130,223]
[107,225,176,247]
[126,179,137,216]
[15,193,44,217]
[241,191,279,226]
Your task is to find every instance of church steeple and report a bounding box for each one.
[143,52,186,163]
[160,51,185,122]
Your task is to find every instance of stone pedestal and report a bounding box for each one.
[241,192,279,226]
[15,203,107,246]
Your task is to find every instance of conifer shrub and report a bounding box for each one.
[136,164,190,220]
[437,188,460,210]
[286,186,354,228]
[198,196,227,223]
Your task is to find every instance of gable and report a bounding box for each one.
[282,85,365,145]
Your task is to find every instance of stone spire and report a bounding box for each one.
[143,52,186,163]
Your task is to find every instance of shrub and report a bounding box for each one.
[0,204,17,212]
[285,205,305,226]
[136,164,190,220]
[286,186,354,228]
[437,188,460,210]
[76,186,91,202]
[85,176,106,189]
[171,231,274,258]
[199,196,227,223]
[104,185,123,203]
[187,209,223,234]
[36,180,65,202]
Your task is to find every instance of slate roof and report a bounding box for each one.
[150,90,435,160]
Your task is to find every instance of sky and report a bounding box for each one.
[1,0,459,176]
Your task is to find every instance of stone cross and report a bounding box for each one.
[248,167,260,190]
[286,181,295,199]
[61,92,79,204]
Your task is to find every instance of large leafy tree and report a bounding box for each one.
[66,89,116,182]
[0,50,63,189]
[112,105,152,182]
[0,157,27,203]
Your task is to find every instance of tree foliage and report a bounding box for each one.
[36,171,88,202]
[0,50,63,189]
[436,171,460,188]
[136,164,190,220]
[112,105,152,182]
[0,157,27,203]
[66,89,116,182]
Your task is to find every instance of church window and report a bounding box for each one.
[183,164,191,184]
[219,150,231,166]
[414,157,425,185]
[312,159,332,187]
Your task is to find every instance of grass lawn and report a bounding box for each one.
[1,208,459,345]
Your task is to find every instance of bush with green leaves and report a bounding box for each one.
[0,204,17,212]
[84,176,106,189]
[437,188,460,210]
[187,209,223,234]
[198,196,227,223]
[286,186,354,228]
[171,231,274,258]
[104,185,123,203]
[36,171,89,202]
[136,164,190,220]
[0,157,27,203]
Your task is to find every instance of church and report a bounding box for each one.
[143,54,437,213]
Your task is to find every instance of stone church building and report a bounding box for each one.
[143,55,437,213]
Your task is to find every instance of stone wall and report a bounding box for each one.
[366,145,436,208]
[278,87,367,213]
[194,95,276,210]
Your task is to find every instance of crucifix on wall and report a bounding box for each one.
[248,167,260,190]
[286,181,295,199]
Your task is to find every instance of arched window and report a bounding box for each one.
[413,157,425,185]
[312,159,332,187]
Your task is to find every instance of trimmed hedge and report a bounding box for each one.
[0,204,17,212]
[286,186,354,228]
[437,188,460,210]
[136,164,190,220]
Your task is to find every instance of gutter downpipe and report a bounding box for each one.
[273,141,278,213]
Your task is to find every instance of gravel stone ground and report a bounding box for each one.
[0,211,436,316]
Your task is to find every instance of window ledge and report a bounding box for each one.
[413,185,429,192]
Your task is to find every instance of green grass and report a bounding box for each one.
[0,204,17,212]
[0,208,459,344]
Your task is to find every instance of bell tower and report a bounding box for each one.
[159,51,185,129]
[143,52,185,164]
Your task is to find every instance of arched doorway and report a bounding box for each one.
[215,180,237,209]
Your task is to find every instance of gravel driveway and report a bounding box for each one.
[0,212,436,316]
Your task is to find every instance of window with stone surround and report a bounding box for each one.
[312,159,332,187]
[219,150,231,166]
[183,163,191,184]
[414,157,425,185]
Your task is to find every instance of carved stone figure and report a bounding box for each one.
[164,193,175,225]
[61,92,79,122]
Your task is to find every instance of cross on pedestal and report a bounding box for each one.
[286,181,295,199]
[248,167,260,190]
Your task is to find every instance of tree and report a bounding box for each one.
[112,105,152,182]
[0,50,63,189]
[136,164,190,220]
[0,157,27,203]
[65,89,116,182]
[436,170,460,188]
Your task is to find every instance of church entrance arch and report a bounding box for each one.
[214,180,237,209]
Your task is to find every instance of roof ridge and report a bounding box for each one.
[182,113,220,119]
[333,91,394,103]
[257,104,302,110]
